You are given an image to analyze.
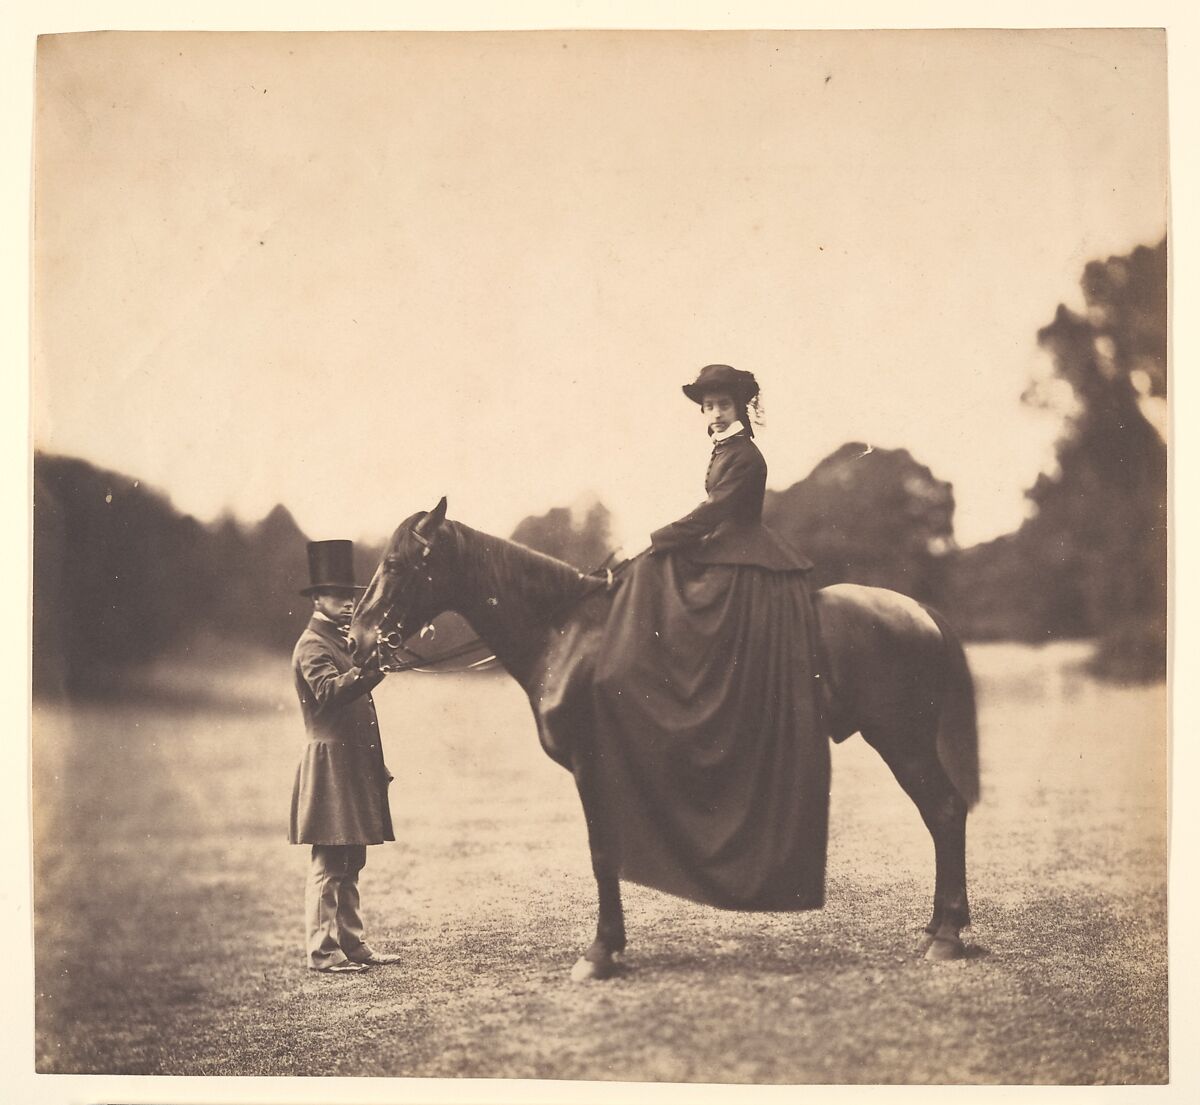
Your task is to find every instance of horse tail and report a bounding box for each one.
[922,604,980,809]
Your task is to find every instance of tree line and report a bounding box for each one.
[33,238,1166,693]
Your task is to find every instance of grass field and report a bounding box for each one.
[32,640,1167,1084]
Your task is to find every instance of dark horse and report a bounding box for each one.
[349,498,979,981]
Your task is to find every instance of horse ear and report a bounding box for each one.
[416,496,448,537]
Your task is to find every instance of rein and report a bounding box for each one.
[378,637,499,674]
[369,533,625,675]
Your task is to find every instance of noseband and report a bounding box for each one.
[372,530,436,666]
[367,527,497,673]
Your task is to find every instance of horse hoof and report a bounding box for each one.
[924,936,966,962]
[570,954,618,982]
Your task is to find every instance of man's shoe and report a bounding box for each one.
[350,948,402,966]
[312,960,371,974]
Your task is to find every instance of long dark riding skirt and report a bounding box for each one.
[591,553,829,911]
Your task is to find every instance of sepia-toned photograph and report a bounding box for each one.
[21,11,1179,1098]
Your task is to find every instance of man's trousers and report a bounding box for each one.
[305,844,368,969]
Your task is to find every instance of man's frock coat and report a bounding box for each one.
[288,615,394,845]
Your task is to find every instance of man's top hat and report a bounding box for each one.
[300,540,366,596]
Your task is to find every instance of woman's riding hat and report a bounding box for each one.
[300,540,366,596]
[682,364,760,405]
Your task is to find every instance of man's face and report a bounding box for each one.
[313,588,358,625]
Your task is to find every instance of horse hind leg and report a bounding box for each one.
[863,725,971,961]
[922,795,970,962]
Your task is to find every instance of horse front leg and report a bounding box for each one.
[570,870,625,982]
[570,760,626,982]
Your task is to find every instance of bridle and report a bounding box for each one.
[365,525,490,674]
[373,528,432,652]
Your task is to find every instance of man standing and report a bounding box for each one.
[289,539,401,973]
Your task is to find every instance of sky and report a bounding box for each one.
[31,28,1168,552]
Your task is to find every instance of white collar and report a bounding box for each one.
[314,611,348,634]
[710,420,746,444]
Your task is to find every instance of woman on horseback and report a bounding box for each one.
[591,365,828,912]
[647,364,812,573]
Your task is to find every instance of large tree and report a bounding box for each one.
[944,238,1167,673]
[1023,239,1167,677]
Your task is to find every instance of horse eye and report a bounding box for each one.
[383,556,404,571]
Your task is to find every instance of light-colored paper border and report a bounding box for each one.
[6,3,1197,1103]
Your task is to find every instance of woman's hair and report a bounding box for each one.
[737,392,764,438]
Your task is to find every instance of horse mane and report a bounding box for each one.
[441,520,595,617]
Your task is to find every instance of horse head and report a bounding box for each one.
[348,496,448,666]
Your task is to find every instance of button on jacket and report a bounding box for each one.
[650,434,813,571]
[288,615,394,845]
